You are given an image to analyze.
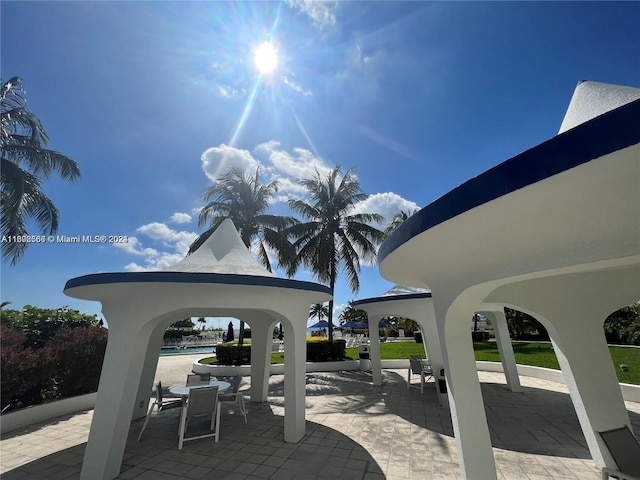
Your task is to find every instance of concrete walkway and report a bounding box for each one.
[2,354,639,480]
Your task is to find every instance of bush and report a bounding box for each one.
[163,328,200,339]
[307,340,346,362]
[0,306,108,413]
[471,331,490,341]
[216,344,251,365]
[414,332,423,343]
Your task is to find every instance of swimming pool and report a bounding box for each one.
[160,346,216,356]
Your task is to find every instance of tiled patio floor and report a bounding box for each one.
[2,366,639,480]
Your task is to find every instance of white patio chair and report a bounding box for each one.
[407,356,433,394]
[597,425,640,480]
[178,385,219,450]
[137,381,183,441]
[218,376,247,423]
[186,373,211,385]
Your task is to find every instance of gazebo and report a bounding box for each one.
[378,81,640,479]
[64,219,331,480]
[352,285,523,396]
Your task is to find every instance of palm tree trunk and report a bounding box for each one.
[327,299,334,342]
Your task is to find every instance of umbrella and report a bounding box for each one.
[309,320,336,329]
[341,321,364,329]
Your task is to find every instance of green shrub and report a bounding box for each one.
[163,328,200,339]
[216,344,251,365]
[471,331,490,342]
[307,340,346,362]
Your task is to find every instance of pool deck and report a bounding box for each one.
[2,355,639,480]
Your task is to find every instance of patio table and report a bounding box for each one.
[169,380,231,397]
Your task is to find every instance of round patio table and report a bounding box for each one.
[169,380,231,397]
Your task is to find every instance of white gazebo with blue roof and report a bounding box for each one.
[378,81,640,479]
[64,219,331,480]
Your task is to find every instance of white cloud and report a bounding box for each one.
[216,85,244,99]
[170,212,192,224]
[285,0,337,31]
[256,141,332,184]
[115,222,200,272]
[283,76,312,96]
[352,192,419,226]
[201,144,261,182]
[112,237,159,257]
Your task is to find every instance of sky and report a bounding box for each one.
[2,1,639,330]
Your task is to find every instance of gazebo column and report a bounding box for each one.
[248,315,276,402]
[479,309,522,393]
[133,322,167,420]
[417,316,445,404]
[368,315,383,385]
[81,315,151,480]
[282,307,308,443]
[439,300,497,480]
[545,317,630,467]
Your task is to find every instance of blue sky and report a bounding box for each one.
[2,1,639,329]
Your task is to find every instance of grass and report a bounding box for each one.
[198,340,640,384]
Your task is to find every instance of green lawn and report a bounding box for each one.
[200,340,640,384]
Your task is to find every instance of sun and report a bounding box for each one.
[254,41,278,75]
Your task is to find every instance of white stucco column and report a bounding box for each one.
[368,316,383,385]
[81,315,151,480]
[247,316,276,402]
[480,309,522,393]
[282,308,309,442]
[439,301,497,480]
[546,318,630,467]
[132,322,168,420]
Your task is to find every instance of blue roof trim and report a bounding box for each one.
[352,292,432,307]
[379,98,640,263]
[64,271,332,295]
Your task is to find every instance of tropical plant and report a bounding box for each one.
[285,166,385,341]
[383,208,418,235]
[189,166,298,345]
[197,317,207,331]
[309,303,329,323]
[1,77,81,265]
[338,305,368,325]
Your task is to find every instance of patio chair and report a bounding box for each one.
[137,381,183,441]
[597,425,640,480]
[186,373,211,385]
[407,356,433,394]
[218,376,248,423]
[178,385,219,450]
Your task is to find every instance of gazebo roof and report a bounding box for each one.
[352,284,431,307]
[163,218,275,276]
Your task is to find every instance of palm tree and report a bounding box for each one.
[189,166,297,345]
[1,77,81,265]
[309,303,329,323]
[384,208,418,235]
[285,166,385,341]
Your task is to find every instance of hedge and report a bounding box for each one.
[215,340,347,365]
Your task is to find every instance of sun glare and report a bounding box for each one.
[254,41,278,74]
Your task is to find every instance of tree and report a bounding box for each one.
[384,208,418,235]
[170,318,195,329]
[189,166,297,346]
[338,305,368,325]
[504,307,549,340]
[1,77,81,265]
[604,302,640,345]
[197,317,207,331]
[309,303,329,323]
[285,166,385,341]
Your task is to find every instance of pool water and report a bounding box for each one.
[160,346,216,356]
